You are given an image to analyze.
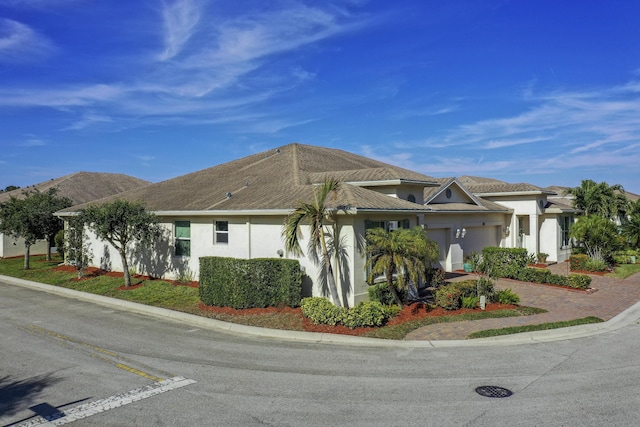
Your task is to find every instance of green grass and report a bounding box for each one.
[610,263,640,279]
[467,316,604,339]
[361,306,546,340]
[0,255,549,339]
[0,255,200,312]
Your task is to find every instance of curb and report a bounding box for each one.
[3,274,640,348]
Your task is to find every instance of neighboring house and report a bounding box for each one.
[460,177,577,263]
[0,172,150,258]
[59,143,551,307]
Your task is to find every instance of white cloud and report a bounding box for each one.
[0,18,55,63]
[159,0,202,61]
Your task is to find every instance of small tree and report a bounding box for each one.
[82,200,160,288]
[364,226,439,307]
[0,188,71,269]
[65,216,93,278]
[621,213,640,249]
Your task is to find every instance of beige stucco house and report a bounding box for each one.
[57,144,575,307]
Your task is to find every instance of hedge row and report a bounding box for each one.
[481,247,531,278]
[300,297,401,328]
[199,257,302,309]
[513,267,591,289]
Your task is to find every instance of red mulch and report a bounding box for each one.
[197,301,517,336]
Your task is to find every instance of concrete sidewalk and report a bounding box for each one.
[405,262,640,340]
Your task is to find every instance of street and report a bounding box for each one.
[2,280,640,426]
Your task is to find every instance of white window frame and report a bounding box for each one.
[214,220,229,245]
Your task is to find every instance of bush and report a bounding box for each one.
[425,267,446,289]
[462,296,480,309]
[301,298,399,329]
[435,283,463,310]
[199,257,302,309]
[568,274,592,289]
[476,276,496,302]
[342,301,388,328]
[585,258,608,272]
[496,288,520,305]
[570,254,589,271]
[300,297,345,326]
[54,229,65,258]
[481,247,530,278]
[367,282,406,305]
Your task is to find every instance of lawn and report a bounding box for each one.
[1,255,550,340]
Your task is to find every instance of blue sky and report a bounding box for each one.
[1,0,639,194]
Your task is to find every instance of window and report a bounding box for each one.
[215,220,228,244]
[407,194,416,203]
[561,215,572,247]
[175,221,191,256]
[365,219,410,232]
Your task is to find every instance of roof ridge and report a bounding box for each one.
[291,143,301,186]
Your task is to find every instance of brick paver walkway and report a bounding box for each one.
[404,262,640,341]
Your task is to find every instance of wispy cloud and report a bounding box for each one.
[0,18,55,63]
[0,1,369,132]
[159,0,202,61]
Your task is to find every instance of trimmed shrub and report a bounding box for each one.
[568,274,592,289]
[342,301,388,328]
[462,296,480,309]
[301,298,400,328]
[481,247,530,278]
[300,297,346,325]
[435,283,463,310]
[496,288,520,305]
[367,282,407,305]
[570,254,589,271]
[199,257,302,309]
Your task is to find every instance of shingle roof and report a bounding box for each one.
[0,172,150,205]
[423,177,510,213]
[60,143,436,213]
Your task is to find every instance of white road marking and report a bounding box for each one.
[17,376,197,426]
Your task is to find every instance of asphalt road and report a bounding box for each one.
[2,280,640,426]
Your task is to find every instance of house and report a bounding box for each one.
[0,172,150,258]
[459,176,577,263]
[57,144,575,307]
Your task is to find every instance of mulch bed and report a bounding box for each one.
[197,301,518,336]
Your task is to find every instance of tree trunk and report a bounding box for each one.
[45,234,52,261]
[387,270,403,307]
[324,256,342,307]
[24,244,31,270]
[119,249,131,288]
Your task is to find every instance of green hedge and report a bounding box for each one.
[199,257,302,309]
[300,297,400,328]
[367,282,407,305]
[570,254,589,271]
[481,247,530,278]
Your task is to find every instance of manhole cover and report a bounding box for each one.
[475,385,513,398]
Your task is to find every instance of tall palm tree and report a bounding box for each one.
[282,179,343,307]
[364,226,438,307]
[566,179,628,221]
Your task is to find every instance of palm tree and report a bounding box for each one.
[364,226,438,307]
[282,179,343,307]
[621,214,640,249]
[566,179,628,221]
